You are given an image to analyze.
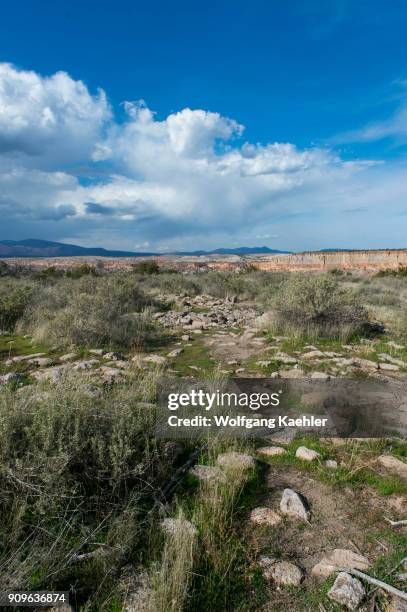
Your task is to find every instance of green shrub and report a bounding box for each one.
[20,274,157,348]
[132,261,160,275]
[0,279,34,330]
[271,274,369,340]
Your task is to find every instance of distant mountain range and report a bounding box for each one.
[0,239,291,258]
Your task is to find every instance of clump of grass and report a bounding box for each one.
[0,279,35,331]
[270,274,370,341]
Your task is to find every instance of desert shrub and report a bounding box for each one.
[20,274,157,348]
[34,266,66,280]
[0,370,171,602]
[132,261,160,275]
[66,263,98,278]
[376,266,407,278]
[271,274,369,340]
[0,279,35,330]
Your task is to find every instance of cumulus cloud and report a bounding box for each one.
[0,62,406,250]
[0,63,111,166]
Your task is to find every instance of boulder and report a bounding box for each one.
[302,350,325,359]
[278,368,306,379]
[280,488,310,521]
[167,348,183,357]
[250,507,282,527]
[295,446,321,461]
[312,549,370,578]
[328,572,365,610]
[378,455,407,480]
[310,371,330,380]
[142,354,167,366]
[325,459,338,469]
[59,353,77,362]
[0,372,22,385]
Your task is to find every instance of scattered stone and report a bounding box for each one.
[31,366,67,383]
[378,455,407,480]
[181,334,191,341]
[295,446,321,461]
[89,349,105,356]
[353,357,379,370]
[378,353,405,367]
[73,359,100,370]
[142,354,167,366]
[278,368,305,379]
[275,352,298,364]
[216,451,255,470]
[310,371,330,380]
[0,372,22,385]
[379,363,400,372]
[59,353,77,362]
[104,351,125,361]
[10,352,46,363]
[257,446,287,457]
[302,350,325,359]
[325,459,338,469]
[250,507,282,527]
[161,517,197,537]
[105,360,130,369]
[265,561,303,586]
[27,357,54,367]
[99,366,124,383]
[167,348,183,357]
[328,572,365,610]
[386,597,407,612]
[257,360,272,367]
[189,464,226,483]
[280,488,310,521]
[312,549,370,578]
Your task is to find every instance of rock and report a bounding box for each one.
[59,352,77,362]
[257,446,287,457]
[181,335,191,341]
[0,372,22,385]
[167,348,183,357]
[89,349,105,356]
[280,488,310,521]
[302,350,325,359]
[295,446,321,461]
[353,357,378,370]
[379,363,400,372]
[104,351,126,361]
[11,352,46,363]
[378,455,407,480]
[73,359,100,370]
[378,353,405,367]
[386,597,407,611]
[81,384,103,398]
[142,354,167,366]
[250,507,282,527]
[275,352,298,364]
[31,366,67,383]
[278,368,306,379]
[105,360,130,369]
[161,517,197,537]
[27,357,54,367]
[310,371,330,380]
[216,451,255,470]
[264,561,303,586]
[312,549,370,578]
[189,464,226,483]
[257,360,272,367]
[325,459,338,469]
[99,366,124,383]
[328,572,365,610]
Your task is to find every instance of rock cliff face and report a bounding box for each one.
[251,250,407,271]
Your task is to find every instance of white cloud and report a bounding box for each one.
[0,63,111,166]
[0,63,406,250]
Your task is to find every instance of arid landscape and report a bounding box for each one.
[0,256,406,611]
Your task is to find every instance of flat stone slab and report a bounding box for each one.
[328,572,365,610]
[250,507,282,527]
[312,549,370,578]
[257,446,287,457]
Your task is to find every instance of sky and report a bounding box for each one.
[1,0,407,252]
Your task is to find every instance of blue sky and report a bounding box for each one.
[1,0,407,251]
